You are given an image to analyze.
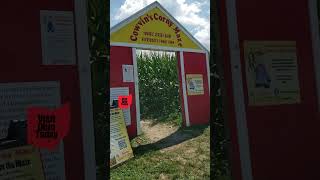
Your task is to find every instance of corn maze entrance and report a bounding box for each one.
[136,49,182,130]
[110,2,210,138]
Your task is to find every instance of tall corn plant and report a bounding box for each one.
[88,0,108,179]
[137,51,181,122]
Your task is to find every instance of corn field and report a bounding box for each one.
[137,51,181,123]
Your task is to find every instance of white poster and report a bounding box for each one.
[122,65,134,82]
[40,10,76,65]
[0,81,66,180]
[110,87,131,126]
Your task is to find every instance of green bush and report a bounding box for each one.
[137,51,181,122]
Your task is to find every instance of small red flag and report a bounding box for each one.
[27,103,70,150]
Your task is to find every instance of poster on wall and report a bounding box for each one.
[0,81,66,180]
[122,65,134,82]
[244,41,301,106]
[110,108,134,168]
[0,145,45,180]
[186,74,204,95]
[110,87,131,125]
[40,10,76,65]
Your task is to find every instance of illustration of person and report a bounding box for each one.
[47,18,55,32]
[255,64,271,88]
[188,80,195,90]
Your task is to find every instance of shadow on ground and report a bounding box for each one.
[133,125,208,156]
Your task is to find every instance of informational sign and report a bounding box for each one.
[186,74,204,95]
[110,108,134,168]
[111,5,201,50]
[118,95,132,109]
[0,81,66,180]
[110,87,131,125]
[27,103,70,150]
[244,41,301,106]
[122,65,134,82]
[40,10,76,65]
[0,145,45,180]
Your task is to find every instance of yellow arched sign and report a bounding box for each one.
[111,2,205,51]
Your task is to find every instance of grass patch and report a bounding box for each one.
[110,126,210,180]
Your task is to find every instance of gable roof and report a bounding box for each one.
[110,1,209,53]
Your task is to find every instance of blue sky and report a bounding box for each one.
[110,0,210,50]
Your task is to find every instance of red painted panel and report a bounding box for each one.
[219,0,319,179]
[110,46,137,138]
[237,1,319,180]
[0,1,85,180]
[183,52,210,125]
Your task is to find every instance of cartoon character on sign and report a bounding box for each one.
[188,79,195,90]
[47,16,55,33]
[255,64,271,88]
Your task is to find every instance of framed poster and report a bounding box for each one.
[244,41,301,106]
[186,74,204,95]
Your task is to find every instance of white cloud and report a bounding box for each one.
[113,0,210,50]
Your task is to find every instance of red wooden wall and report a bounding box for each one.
[218,0,320,179]
[183,52,210,125]
[0,1,85,180]
[110,46,137,138]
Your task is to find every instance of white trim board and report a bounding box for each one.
[206,52,210,95]
[132,48,142,135]
[179,51,190,127]
[111,42,206,54]
[226,0,253,180]
[308,0,320,112]
[110,1,209,53]
[74,0,97,179]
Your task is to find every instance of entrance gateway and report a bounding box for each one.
[110,1,210,138]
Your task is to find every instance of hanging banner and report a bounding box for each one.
[244,41,301,106]
[110,108,134,168]
[186,74,204,95]
[0,145,45,180]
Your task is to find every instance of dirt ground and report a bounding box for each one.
[141,120,178,142]
[140,120,203,152]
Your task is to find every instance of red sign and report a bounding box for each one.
[27,103,70,150]
[118,95,132,109]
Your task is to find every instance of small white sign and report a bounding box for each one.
[110,87,131,125]
[40,10,76,65]
[122,65,134,82]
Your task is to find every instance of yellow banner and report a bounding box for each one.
[0,145,45,180]
[111,7,201,50]
[110,108,134,168]
[186,74,204,95]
